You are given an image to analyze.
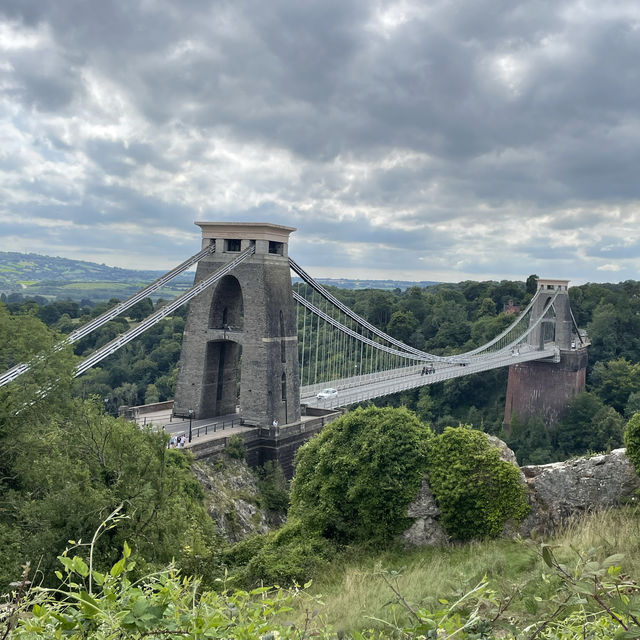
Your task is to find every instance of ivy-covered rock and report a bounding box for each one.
[193,457,285,543]
[426,426,529,541]
[624,413,640,476]
[289,406,432,546]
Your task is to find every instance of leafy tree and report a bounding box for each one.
[386,310,419,345]
[290,406,431,546]
[144,382,160,404]
[365,290,397,326]
[476,296,497,318]
[128,296,154,321]
[415,386,434,423]
[625,391,640,419]
[590,359,640,413]
[505,414,555,465]
[256,461,289,513]
[590,406,625,452]
[0,305,221,591]
[557,392,607,456]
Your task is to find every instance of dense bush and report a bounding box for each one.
[0,306,224,592]
[289,406,432,546]
[224,434,247,460]
[224,519,335,587]
[624,413,640,477]
[256,460,289,513]
[427,426,529,540]
[4,541,330,640]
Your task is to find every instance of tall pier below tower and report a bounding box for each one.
[503,278,588,431]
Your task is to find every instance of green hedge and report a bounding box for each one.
[289,406,432,546]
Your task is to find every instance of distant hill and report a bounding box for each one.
[0,252,194,302]
[0,252,439,303]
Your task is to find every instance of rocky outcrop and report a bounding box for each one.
[193,457,285,543]
[520,448,640,536]
[486,434,520,468]
[400,479,448,547]
[401,439,640,546]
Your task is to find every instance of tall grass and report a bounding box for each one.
[288,506,640,634]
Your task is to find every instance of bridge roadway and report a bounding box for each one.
[302,343,559,410]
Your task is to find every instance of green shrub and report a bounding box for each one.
[624,413,640,476]
[6,541,329,640]
[289,406,432,546]
[256,460,289,513]
[223,532,269,568]
[225,519,335,587]
[427,425,529,541]
[225,434,246,460]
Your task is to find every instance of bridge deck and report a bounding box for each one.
[303,344,558,409]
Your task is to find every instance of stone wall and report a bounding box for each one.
[189,409,341,478]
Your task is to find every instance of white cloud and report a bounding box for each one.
[597,264,623,272]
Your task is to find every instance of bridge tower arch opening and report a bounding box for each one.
[209,275,244,330]
[197,275,245,417]
[173,222,301,427]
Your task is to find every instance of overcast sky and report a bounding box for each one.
[1,1,640,284]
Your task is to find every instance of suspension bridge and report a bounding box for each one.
[1,222,587,469]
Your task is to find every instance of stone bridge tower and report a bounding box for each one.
[504,278,588,431]
[173,222,301,427]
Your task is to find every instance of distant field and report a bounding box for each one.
[0,251,195,302]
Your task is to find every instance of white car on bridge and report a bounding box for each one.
[316,388,338,400]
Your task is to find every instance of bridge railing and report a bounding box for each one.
[301,363,424,397]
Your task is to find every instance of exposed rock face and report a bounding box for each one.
[400,479,448,547]
[486,434,520,468]
[193,457,285,543]
[520,448,640,536]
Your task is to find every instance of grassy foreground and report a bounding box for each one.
[3,506,640,638]
[285,506,640,634]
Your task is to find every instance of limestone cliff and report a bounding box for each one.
[193,457,285,543]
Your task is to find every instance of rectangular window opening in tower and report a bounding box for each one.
[269,241,283,255]
[226,239,241,252]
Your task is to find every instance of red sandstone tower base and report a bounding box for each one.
[503,348,588,432]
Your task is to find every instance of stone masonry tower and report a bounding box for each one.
[173,222,301,427]
[503,278,588,431]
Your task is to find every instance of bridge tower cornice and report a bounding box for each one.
[195,221,296,257]
[536,278,569,293]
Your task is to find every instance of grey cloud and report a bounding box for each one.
[2,0,640,284]
[585,238,640,260]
